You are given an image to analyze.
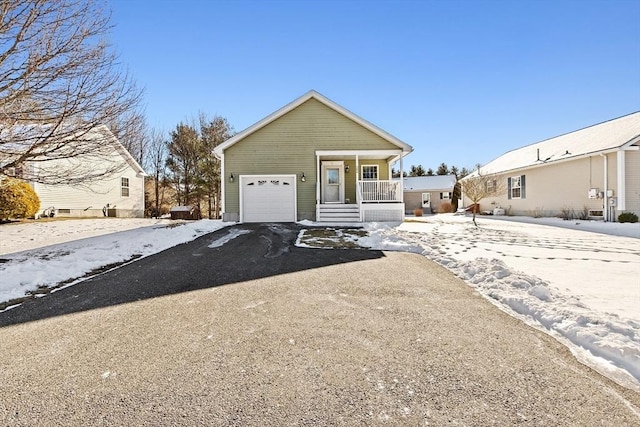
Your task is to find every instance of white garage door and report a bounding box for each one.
[240,175,296,223]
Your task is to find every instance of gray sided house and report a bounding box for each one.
[461,112,640,221]
[403,175,457,214]
[213,90,413,223]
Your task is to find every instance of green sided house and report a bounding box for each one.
[213,90,413,223]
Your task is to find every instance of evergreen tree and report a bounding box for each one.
[437,162,449,175]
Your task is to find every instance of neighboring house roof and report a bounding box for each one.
[1,123,146,177]
[170,205,195,212]
[213,90,413,157]
[472,111,640,177]
[402,175,457,191]
[95,124,147,176]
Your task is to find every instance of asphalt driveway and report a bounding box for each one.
[1,223,639,426]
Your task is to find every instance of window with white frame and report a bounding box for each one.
[361,165,378,180]
[509,175,522,199]
[440,191,450,200]
[121,177,130,197]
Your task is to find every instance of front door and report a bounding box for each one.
[422,192,431,209]
[321,161,344,203]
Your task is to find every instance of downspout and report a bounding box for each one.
[601,153,608,221]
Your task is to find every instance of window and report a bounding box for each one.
[486,179,496,194]
[508,175,526,199]
[440,192,450,200]
[6,166,23,179]
[361,165,378,180]
[121,177,130,197]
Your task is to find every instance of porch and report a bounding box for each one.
[314,150,406,222]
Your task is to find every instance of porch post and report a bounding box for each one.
[316,154,321,204]
[355,154,359,181]
[399,154,404,198]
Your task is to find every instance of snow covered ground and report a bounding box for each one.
[358,215,640,391]
[0,215,638,391]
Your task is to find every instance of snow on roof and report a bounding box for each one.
[402,174,457,191]
[170,206,194,212]
[477,112,640,176]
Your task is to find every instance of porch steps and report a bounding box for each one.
[317,204,360,222]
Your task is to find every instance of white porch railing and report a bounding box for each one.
[358,180,402,202]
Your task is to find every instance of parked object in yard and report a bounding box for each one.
[170,206,200,220]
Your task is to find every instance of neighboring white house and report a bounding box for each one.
[461,112,640,221]
[403,175,457,214]
[5,124,146,218]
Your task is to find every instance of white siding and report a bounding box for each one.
[32,147,144,218]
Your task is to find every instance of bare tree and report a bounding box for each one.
[106,108,149,167]
[145,128,168,217]
[0,0,143,185]
[461,170,506,226]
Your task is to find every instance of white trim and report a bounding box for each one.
[361,164,379,181]
[509,176,522,199]
[97,124,147,176]
[315,149,403,158]
[214,91,413,157]
[617,150,626,210]
[121,176,130,197]
[220,152,226,218]
[238,174,297,223]
[321,161,345,203]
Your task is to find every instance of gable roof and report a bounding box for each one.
[402,175,457,191]
[95,124,147,176]
[476,112,640,176]
[214,90,413,157]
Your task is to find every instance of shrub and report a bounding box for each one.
[413,208,423,217]
[576,206,589,221]
[530,207,544,218]
[0,178,40,220]
[618,212,639,223]
[439,202,454,213]
[559,206,574,220]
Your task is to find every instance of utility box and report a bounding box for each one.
[609,197,617,207]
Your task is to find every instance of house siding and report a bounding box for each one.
[32,150,144,218]
[470,156,609,217]
[405,190,453,214]
[224,98,399,220]
[624,150,640,216]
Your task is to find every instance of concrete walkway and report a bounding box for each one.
[1,243,639,425]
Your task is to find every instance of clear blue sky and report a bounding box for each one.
[109,0,640,171]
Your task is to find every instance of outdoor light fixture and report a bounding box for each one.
[301,172,306,182]
[229,173,234,183]
[345,165,350,173]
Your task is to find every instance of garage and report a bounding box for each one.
[240,175,297,222]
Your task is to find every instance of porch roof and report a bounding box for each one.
[316,149,404,163]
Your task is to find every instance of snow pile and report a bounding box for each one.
[0,220,228,304]
[361,216,640,389]
[208,228,251,248]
